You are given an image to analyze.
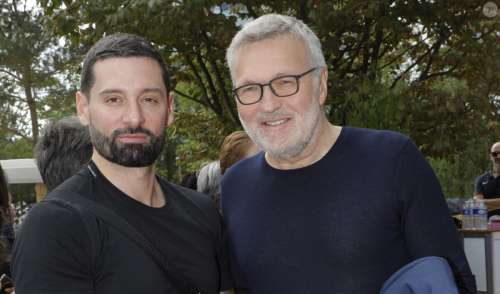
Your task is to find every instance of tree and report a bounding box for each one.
[39,0,499,152]
[0,0,75,148]
[32,0,499,189]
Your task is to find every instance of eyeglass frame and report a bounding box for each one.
[232,67,320,105]
[491,151,499,157]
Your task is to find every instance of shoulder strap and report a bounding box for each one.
[45,192,200,294]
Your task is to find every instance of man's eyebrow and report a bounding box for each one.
[98,88,124,95]
[140,87,166,95]
[236,72,297,87]
[98,87,165,96]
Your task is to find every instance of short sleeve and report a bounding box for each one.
[396,140,476,294]
[12,201,94,294]
[474,175,484,194]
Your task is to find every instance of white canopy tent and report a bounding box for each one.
[0,158,42,184]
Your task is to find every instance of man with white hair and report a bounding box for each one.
[221,14,475,293]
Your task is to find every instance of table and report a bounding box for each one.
[461,228,500,294]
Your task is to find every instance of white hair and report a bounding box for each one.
[196,161,222,197]
[226,14,326,80]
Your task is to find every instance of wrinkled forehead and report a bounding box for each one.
[233,34,310,67]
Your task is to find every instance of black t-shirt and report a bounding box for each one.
[475,171,500,216]
[12,162,233,294]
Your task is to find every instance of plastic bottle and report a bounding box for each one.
[462,200,471,229]
[471,198,478,230]
[475,200,488,230]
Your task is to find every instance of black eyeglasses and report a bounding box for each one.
[233,67,320,105]
[491,152,499,157]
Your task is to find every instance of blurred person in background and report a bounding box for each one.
[34,116,93,191]
[179,172,198,190]
[0,167,14,293]
[474,141,500,218]
[196,131,259,211]
[197,161,222,209]
[219,131,259,175]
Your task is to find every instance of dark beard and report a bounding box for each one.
[89,125,165,167]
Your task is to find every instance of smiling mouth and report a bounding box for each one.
[263,118,289,126]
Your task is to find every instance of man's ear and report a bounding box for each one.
[166,93,175,126]
[76,91,90,126]
[318,66,328,106]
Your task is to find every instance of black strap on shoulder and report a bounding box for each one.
[44,192,201,294]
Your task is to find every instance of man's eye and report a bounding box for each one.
[276,78,294,85]
[143,97,158,104]
[240,85,260,94]
[106,97,121,104]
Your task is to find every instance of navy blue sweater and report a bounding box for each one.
[221,126,475,294]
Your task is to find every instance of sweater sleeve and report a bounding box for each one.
[396,139,476,294]
[12,201,95,294]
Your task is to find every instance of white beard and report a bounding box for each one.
[239,97,322,161]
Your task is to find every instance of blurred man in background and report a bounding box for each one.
[474,142,500,218]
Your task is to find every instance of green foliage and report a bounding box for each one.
[342,79,409,133]
[156,94,237,182]
[0,0,498,191]
[9,184,37,205]
[0,135,33,160]
[428,137,493,198]
[0,0,76,146]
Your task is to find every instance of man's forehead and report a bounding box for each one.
[233,36,309,82]
[492,143,500,151]
[92,55,161,69]
[90,57,166,91]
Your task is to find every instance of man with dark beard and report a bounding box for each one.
[12,33,233,294]
[474,142,500,218]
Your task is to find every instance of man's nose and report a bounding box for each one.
[259,85,281,112]
[123,101,145,127]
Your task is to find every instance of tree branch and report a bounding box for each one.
[380,34,430,70]
[182,53,211,104]
[390,41,436,89]
[418,30,448,81]
[194,51,223,114]
[0,126,33,144]
[422,65,459,80]
[201,31,238,124]
[0,68,21,82]
[172,89,205,105]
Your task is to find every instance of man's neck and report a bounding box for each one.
[265,119,341,170]
[91,152,165,207]
[493,164,499,177]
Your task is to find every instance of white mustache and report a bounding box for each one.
[257,110,294,121]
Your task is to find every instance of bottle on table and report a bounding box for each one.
[475,200,488,230]
[462,199,473,229]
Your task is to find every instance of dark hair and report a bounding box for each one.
[34,116,93,191]
[180,172,198,190]
[80,33,171,96]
